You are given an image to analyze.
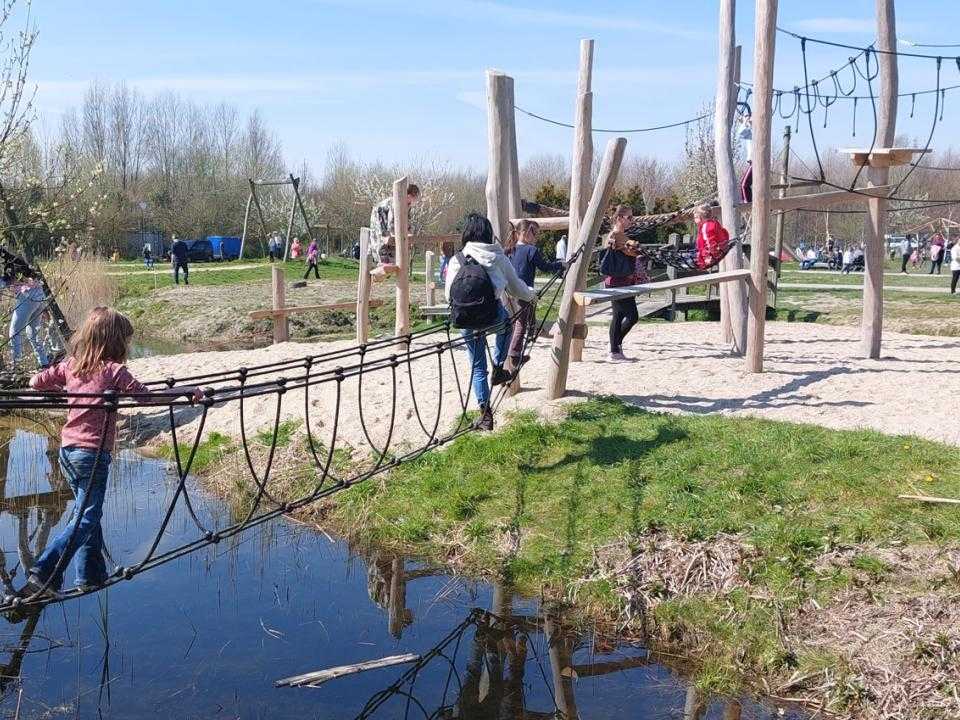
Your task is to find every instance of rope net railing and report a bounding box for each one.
[0,249,584,612]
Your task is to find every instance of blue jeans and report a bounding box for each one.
[31,447,111,589]
[9,287,48,366]
[460,304,510,408]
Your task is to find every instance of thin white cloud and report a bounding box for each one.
[791,16,926,35]
[314,0,704,40]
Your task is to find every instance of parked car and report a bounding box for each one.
[185,239,214,262]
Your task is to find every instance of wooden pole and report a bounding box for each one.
[546,137,627,399]
[393,177,411,337]
[291,175,316,244]
[745,0,778,373]
[356,227,372,344]
[424,250,436,306]
[485,71,514,245]
[773,125,791,280]
[249,179,270,256]
[505,79,522,222]
[715,2,737,345]
[271,265,288,343]
[569,39,594,363]
[861,0,898,359]
[716,8,747,354]
[283,175,298,262]
[239,192,253,260]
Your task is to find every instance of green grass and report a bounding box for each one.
[115,258,360,300]
[329,397,960,689]
[154,430,234,473]
[254,419,301,448]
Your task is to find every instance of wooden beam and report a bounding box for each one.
[356,227,372,344]
[737,185,892,213]
[773,125,791,280]
[546,137,626,399]
[424,250,436,306]
[250,300,384,321]
[486,71,514,245]
[861,0,899,360]
[745,0,778,373]
[271,265,288,343]
[575,269,752,306]
[394,177,411,337]
[239,192,253,260]
[839,147,929,168]
[283,174,298,261]
[569,39,594,364]
[897,493,960,506]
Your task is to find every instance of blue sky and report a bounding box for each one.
[26,0,960,173]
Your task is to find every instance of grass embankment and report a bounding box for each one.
[320,398,960,714]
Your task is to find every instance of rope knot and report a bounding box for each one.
[102,389,118,410]
[276,377,288,395]
[334,366,344,380]
[303,357,314,369]
[389,354,399,368]
[238,367,248,380]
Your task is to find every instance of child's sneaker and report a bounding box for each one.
[490,365,511,386]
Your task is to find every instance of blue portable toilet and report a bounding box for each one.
[207,236,242,261]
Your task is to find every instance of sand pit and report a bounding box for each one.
[125,321,960,451]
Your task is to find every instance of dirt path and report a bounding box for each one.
[107,263,261,276]
[126,322,960,449]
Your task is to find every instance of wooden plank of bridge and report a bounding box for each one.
[272,266,288,343]
[575,269,752,307]
[249,300,385,321]
[356,227,372,345]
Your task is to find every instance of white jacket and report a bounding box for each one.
[444,241,536,303]
[951,242,960,271]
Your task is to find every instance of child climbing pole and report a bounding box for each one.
[369,183,420,279]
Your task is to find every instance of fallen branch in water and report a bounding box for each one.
[275,653,420,688]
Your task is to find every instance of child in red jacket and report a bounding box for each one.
[693,205,730,270]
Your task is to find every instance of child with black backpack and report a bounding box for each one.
[446,213,536,431]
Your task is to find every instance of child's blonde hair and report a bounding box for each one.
[70,307,135,377]
[503,218,539,255]
[693,204,712,221]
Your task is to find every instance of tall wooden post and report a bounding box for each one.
[239,192,253,260]
[773,125,791,280]
[249,179,270,256]
[356,227,372,344]
[283,175,298,262]
[745,0,778,373]
[861,0,898,359]
[546,137,627,399]
[569,39,594,363]
[715,0,747,354]
[485,71,514,245]
[271,265,288,343]
[393,177,411,337]
[424,250,436,306]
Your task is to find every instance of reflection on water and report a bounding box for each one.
[0,419,803,719]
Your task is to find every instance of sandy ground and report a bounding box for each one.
[123,321,960,451]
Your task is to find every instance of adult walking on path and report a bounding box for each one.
[929,231,945,275]
[899,235,912,274]
[171,235,189,285]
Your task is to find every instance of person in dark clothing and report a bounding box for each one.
[170,235,189,285]
[599,206,641,361]
[502,219,563,370]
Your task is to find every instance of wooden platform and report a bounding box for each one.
[839,147,931,168]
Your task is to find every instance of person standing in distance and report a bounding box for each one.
[171,234,189,285]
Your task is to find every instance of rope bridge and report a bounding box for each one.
[0,252,586,612]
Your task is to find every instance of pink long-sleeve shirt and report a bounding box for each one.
[30,358,150,452]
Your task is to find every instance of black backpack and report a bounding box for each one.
[449,252,497,329]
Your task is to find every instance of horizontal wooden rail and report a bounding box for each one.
[250,300,384,321]
[737,185,893,214]
[575,268,752,307]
